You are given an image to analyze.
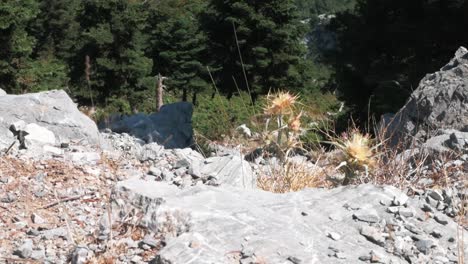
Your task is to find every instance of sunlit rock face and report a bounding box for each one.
[383,46,468,149]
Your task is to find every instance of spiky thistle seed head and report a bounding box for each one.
[341,131,375,167]
[264,91,298,116]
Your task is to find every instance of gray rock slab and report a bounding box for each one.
[384,46,468,148]
[110,180,466,264]
[200,155,256,189]
[0,90,100,147]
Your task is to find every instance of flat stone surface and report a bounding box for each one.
[110,180,465,264]
[199,155,256,189]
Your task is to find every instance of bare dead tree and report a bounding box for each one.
[156,73,167,112]
[85,55,94,108]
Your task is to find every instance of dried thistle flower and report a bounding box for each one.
[336,130,375,167]
[264,91,298,116]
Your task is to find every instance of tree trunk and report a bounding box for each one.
[156,73,166,112]
[250,91,258,105]
[85,55,94,107]
[182,89,187,101]
[192,92,198,106]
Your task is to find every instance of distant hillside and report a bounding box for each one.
[296,0,356,19]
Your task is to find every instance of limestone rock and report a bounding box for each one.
[200,155,256,189]
[110,180,465,264]
[384,47,468,148]
[0,90,100,150]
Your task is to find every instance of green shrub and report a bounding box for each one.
[192,92,262,139]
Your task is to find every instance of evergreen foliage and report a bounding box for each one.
[74,0,153,108]
[326,0,468,121]
[7,0,464,137]
[202,0,311,102]
[0,0,40,93]
[0,0,322,108]
[147,0,209,103]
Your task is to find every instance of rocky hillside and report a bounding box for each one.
[0,48,467,264]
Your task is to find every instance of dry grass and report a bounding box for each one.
[0,152,159,263]
[257,154,332,193]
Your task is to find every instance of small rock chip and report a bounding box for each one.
[434,214,449,225]
[404,223,422,234]
[360,226,386,247]
[426,196,438,208]
[14,239,33,258]
[392,193,409,206]
[141,235,159,248]
[421,204,433,212]
[35,172,46,182]
[241,245,255,258]
[41,227,68,239]
[415,240,434,254]
[33,188,47,198]
[370,250,387,263]
[130,255,142,263]
[0,177,9,183]
[398,208,415,217]
[1,193,17,203]
[27,228,40,236]
[393,236,413,256]
[287,256,302,264]
[71,246,89,264]
[353,209,380,223]
[189,240,201,249]
[386,206,400,214]
[327,232,341,241]
[428,190,444,201]
[335,252,346,259]
[31,249,45,260]
[31,213,46,224]
[430,229,443,238]
[436,201,446,211]
[240,257,256,264]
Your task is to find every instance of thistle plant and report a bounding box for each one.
[329,129,377,184]
[263,91,303,160]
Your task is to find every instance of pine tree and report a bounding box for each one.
[0,0,40,93]
[147,0,209,104]
[202,0,309,102]
[73,0,153,109]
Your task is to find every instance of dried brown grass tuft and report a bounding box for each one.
[257,157,332,193]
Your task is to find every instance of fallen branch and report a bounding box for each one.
[41,193,93,209]
[0,257,40,263]
[0,204,10,211]
[4,140,16,154]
